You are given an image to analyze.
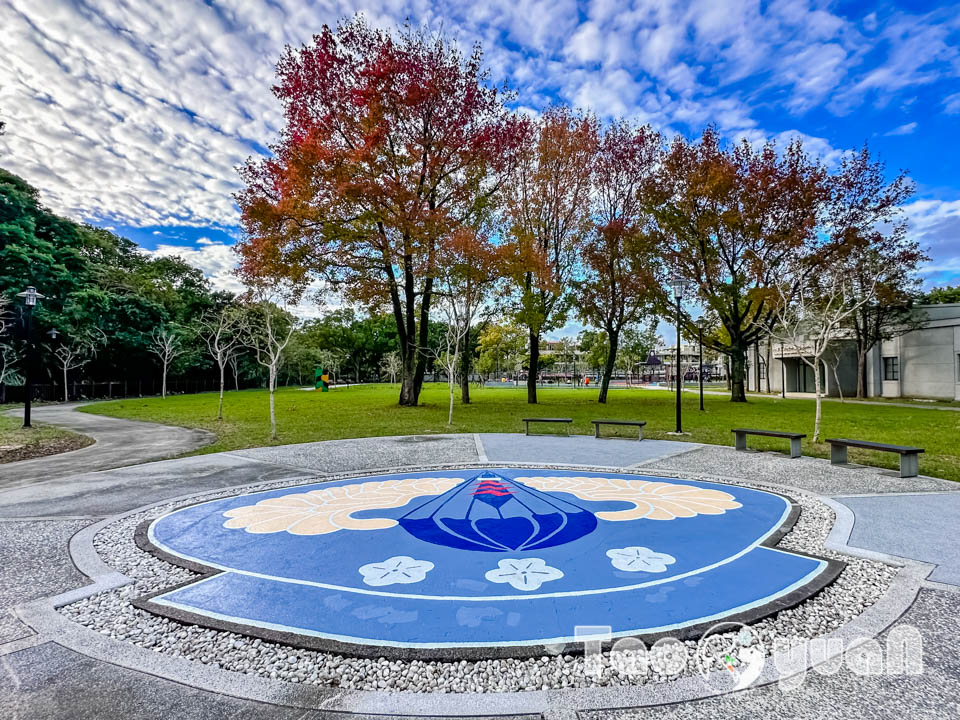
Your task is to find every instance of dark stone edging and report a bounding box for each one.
[9,449,932,717]
[128,465,843,661]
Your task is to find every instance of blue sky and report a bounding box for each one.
[2,0,959,314]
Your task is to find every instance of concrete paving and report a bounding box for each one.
[0,412,957,719]
[837,492,960,586]
[0,403,213,489]
[478,433,700,467]
[0,520,90,645]
[581,588,960,720]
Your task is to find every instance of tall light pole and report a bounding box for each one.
[669,274,691,433]
[15,286,45,428]
[697,317,705,412]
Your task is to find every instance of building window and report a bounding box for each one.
[758,359,767,380]
[883,356,900,381]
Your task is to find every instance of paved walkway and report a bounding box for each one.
[0,423,957,718]
[0,404,213,490]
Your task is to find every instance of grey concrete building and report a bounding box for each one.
[746,303,960,401]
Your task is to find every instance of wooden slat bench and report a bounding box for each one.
[732,428,806,459]
[522,418,573,436]
[592,419,647,440]
[826,438,925,478]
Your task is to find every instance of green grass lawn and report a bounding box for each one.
[0,413,94,463]
[79,383,960,482]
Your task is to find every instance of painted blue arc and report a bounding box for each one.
[146,468,827,649]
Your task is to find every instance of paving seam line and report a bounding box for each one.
[623,443,704,468]
[7,459,933,716]
[218,451,335,476]
[473,434,489,463]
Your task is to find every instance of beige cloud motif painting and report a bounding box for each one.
[222,475,741,536]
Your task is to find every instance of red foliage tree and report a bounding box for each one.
[577,121,665,403]
[502,107,598,404]
[651,128,830,402]
[235,18,520,405]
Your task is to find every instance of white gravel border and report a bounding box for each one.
[59,464,897,693]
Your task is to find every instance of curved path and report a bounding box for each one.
[0,403,213,491]
[0,430,958,719]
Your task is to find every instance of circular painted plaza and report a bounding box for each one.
[2,406,959,719]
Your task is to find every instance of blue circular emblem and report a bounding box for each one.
[138,468,837,658]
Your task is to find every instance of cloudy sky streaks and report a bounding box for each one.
[2,0,959,298]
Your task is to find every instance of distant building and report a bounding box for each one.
[646,344,727,382]
[747,304,960,400]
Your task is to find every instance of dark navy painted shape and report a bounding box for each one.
[398,470,598,552]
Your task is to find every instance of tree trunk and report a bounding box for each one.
[729,348,747,402]
[399,341,420,406]
[598,329,619,404]
[460,325,471,405]
[268,365,277,440]
[813,360,823,443]
[63,365,68,402]
[527,330,540,404]
[831,362,844,403]
[447,354,457,425]
[162,364,167,399]
[217,363,225,420]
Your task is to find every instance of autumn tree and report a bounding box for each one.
[235,18,519,407]
[577,121,664,403]
[503,107,598,403]
[651,128,829,402]
[434,225,501,404]
[825,146,925,398]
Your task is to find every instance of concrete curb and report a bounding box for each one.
[10,456,932,717]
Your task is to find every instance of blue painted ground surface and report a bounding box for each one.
[147,468,827,649]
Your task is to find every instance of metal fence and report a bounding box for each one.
[0,377,265,404]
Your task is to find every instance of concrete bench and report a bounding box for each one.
[826,438,925,478]
[732,428,806,458]
[591,419,647,440]
[522,418,572,436]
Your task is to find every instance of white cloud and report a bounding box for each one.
[142,239,329,318]
[885,122,918,136]
[145,240,245,294]
[0,0,956,244]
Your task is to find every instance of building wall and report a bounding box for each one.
[715,304,960,400]
[870,304,960,400]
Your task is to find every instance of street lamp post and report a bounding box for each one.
[669,275,691,433]
[15,286,45,428]
[697,318,705,412]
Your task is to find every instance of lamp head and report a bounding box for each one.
[16,286,45,307]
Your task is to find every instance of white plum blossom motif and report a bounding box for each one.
[358,556,434,587]
[484,558,563,591]
[607,546,677,573]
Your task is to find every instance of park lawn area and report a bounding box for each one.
[0,413,94,463]
[79,383,960,483]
